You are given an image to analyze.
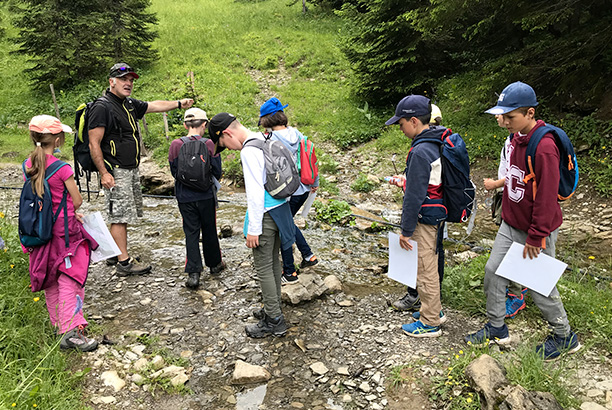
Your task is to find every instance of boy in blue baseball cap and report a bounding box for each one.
[258,97,319,285]
[465,81,581,360]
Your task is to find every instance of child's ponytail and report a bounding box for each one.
[27,131,58,197]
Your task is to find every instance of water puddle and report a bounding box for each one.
[235,384,267,410]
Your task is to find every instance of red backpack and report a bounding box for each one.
[297,136,318,185]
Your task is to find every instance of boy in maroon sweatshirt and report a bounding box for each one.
[465,82,581,360]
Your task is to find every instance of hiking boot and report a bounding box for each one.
[245,314,288,338]
[210,261,226,276]
[281,271,299,285]
[464,322,511,346]
[116,257,152,276]
[106,256,118,266]
[252,307,265,320]
[186,272,200,289]
[391,293,421,311]
[401,320,441,338]
[536,331,581,361]
[300,255,319,269]
[412,310,447,325]
[60,325,98,352]
[505,293,526,318]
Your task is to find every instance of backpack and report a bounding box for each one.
[297,136,318,185]
[413,129,476,223]
[243,133,300,199]
[19,160,70,248]
[176,136,213,191]
[513,123,579,201]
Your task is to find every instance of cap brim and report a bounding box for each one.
[61,124,73,133]
[385,115,401,126]
[484,106,514,115]
[114,72,140,79]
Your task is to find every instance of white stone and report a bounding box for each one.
[139,298,152,305]
[150,355,165,370]
[365,394,377,401]
[359,382,371,392]
[131,374,144,384]
[131,345,146,356]
[342,394,352,403]
[161,365,186,378]
[101,371,126,392]
[337,366,350,376]
[323,275,342,292]
[596,381,612,391]
[170,373,189,386]
[231,360,271,384]
[133,358,148,371]
[588,390,605,398]
[581,402,607,410]
[310,362,329,375]
[124,351,139,361]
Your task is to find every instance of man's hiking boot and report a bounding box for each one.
[107,255,141,266]
[401,320,441,338]
[391,292,421,311]
[210,261,226,276]
[300,255,318,269]
[281,271,299,285]
[412,310,447,325]
[186,272,200,289]
[116,257,152,276]
[464,322,511,347]
[245,313,288,338]
[536,331,581,361]
[60,325,98,352]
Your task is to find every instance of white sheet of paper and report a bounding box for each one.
[387,232,418,289]
[300,190,318,218]
[495,242,567,297]
[82,212,121,263]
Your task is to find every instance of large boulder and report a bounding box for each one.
[139,157,174,195]
[498,385,563,410]
[231,360,271,385]
[465,354,508,410]
[281,274,342,304]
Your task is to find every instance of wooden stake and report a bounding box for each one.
[49,84,61,121]
[188,71,196,96]
[141,117,149,136]
[163,112,170,141]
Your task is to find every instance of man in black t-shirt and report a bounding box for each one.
[89,63,194,276]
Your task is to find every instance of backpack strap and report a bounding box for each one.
[46,160,70,248]
[243,138,265,150]
[523,124,554,201]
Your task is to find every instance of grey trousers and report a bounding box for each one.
[253,213,283,318]
[484,220,571,337]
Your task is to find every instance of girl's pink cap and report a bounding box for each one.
[29,115,73,134]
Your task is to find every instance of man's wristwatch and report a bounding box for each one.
[178,100,181,109]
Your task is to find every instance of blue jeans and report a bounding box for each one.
[281,192,313,274]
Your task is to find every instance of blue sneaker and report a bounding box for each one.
[412,310,447,325]
[402,320,441,338]
[464,323,511,346]
[536,331,581,361]
[505,294,526,318]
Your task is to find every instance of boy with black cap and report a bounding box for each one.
[209,113,295,338]
[386,95,447,338]
[465,81,581,360]
[168,108,225,289]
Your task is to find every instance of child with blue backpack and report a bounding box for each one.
[465,82,581,360]
[22,115,98,352]
[258,97,319,285]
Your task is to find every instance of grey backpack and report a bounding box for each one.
[244,133,300,199]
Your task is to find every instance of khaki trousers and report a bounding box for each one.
[413,223,441,326]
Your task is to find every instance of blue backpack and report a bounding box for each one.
[514,123,579,201]
[413,128,476,223]
[19,160,70,248]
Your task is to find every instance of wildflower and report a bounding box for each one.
[467,398,473,403]
[33,405,37,408]
[455,355,460,359]
[10,264,14,269]
[589,256,595,260]
[459,350,464,354]
[33,297,40,302]
[12,404,16,407]
[448,367,453,371]
[0,211,4,218]
[591,311,594,314]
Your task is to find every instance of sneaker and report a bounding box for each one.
[186,272,200,289]
[281,271,299,285]
[464,322,511,346]
[210,261,226,276]
[536,331,582,361]
[401,320,441,338]
[412,310,447,325]
[391,293,421,311]
[60,325,98,352]
[505,293,526,318]
[116,257,152,276]
[300,255,319,269]
[106,256,118,266]
[245,314,288,338]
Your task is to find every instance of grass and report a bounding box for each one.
[0,216,87,409]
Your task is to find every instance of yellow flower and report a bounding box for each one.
[455,355,459,359]
[12,404,16,407]
[467,398,473,403]
[10,264,14,269]
[459,350,464,354]
[0,211,5,218]
[591,311,594,314]
[33,297,40,302]
[589,256,595,260]
[33,405,37,408]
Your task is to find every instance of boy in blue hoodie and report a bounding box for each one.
[386,95,447,337]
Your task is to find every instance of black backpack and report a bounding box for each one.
[18,160,70,249]
[243,133,300,199]
[176,136,213,191]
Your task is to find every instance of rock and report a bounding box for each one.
[125,330,149,338]
[131,344,146,356]
[310,362,329,375]
[197,290,214,301]
[323,275,342,293]
[91,396,117,405]
[131,374,144,384]
[161,365,186,378]
[232,360,271,384]
[219,225,233,238]
[455,250,480,262]
[338,299,354,307]
[139,297,152,306]
[581,403,608,410]
[139,157,174,195]
[595,381,612,391]
[282,274,336,304]
[465,354,508,410]
[181,350,193,358]
[171,373,189,387]
[226,395,237,404]
[588,389,605,398]
[498,385,563,410]
[337,366,350,376]
[150,355,165,370]
[359,382,371,393]
[342,394,352,403]
[133,358,148,371]
[101,371,126,392]
[290,402,304,408]
[124,351,139,361]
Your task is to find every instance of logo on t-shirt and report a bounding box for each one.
[507,164,525,203]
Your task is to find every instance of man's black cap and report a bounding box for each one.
[208,112,236,154]
[109,63,139,79]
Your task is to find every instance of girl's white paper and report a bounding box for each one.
[495,242,567,297]
[387,232,418,288]
[300,190,318,218]
[82,212,121,263]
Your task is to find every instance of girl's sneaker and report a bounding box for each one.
[300,255,319,268]
[412,310,447,325]
[60,325,98,352]
[401,320,441,338]
[281,271,299,285]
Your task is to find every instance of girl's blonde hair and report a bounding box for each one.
[27,131,65,197]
